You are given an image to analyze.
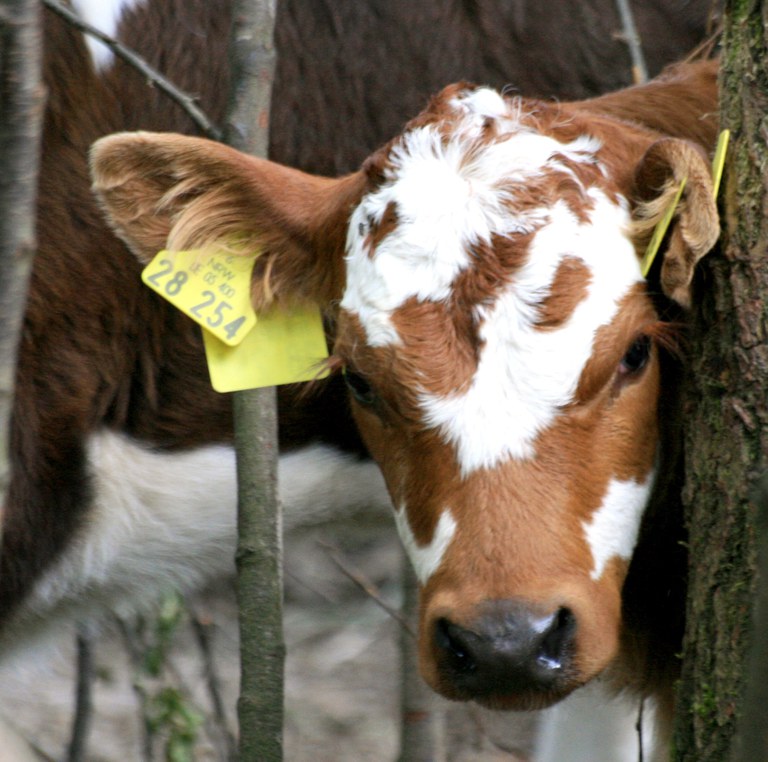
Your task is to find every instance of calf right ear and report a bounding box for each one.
[90,131,364,310]
[631,138,721,309]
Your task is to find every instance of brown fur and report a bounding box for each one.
[535,258,592,330]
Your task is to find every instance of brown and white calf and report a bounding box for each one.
[90,58,721,745]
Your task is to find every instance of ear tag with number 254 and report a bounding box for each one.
[142,248,329,391]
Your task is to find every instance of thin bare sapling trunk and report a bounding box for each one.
[0,0,44,546]
[224,1,283,759]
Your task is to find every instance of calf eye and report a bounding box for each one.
[343,368,377,406]
[620,335,651,375]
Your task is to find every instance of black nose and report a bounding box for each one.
[434,600,576,700]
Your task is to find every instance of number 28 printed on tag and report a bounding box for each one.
[142,249,257,346]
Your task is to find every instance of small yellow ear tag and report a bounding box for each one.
[142,249,256,346]
[640,177,687,278]
[202,304,330,392]
[710,128,730,199]
[640,129,730,279]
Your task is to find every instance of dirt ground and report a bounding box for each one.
[0,512,541,761]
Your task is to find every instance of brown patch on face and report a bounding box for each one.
[449,232,533,312]
[399,433,463,546]
[534,257,591,330]
[364,200,400,256]
[390,298,480,399]
[335,333,464,550]
[334,310,431,427]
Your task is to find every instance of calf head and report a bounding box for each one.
[91,76,719,709]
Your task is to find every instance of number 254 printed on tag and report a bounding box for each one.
[142,250,257,346]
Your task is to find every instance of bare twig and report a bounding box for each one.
[66,626,95,762]
[614,0,647,84]
[226,2,282,759]
[320,540,416,639]
[11,730,58,762]
[41,0,221,140]
[635,696,645,762]
[190,607,238,762]
[115,616,154,762]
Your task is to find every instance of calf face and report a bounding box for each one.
[334,88,663,708]
[91,62,720,709]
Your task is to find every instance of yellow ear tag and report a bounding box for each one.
[142,249,256,346]
[711,128,730,199]
[640,129,730,279]
[640,176,687,278]
[202,304,330,392]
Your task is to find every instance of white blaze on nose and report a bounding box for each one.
[420,192,643,476]
[582,474,654,581]
[394,505,457,585]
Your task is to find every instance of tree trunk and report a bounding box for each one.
[225,2,283,760]
[673,2,768,758]
[0,0,44,544]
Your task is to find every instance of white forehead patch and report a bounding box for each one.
[420,191,643,475]
[394,505,457,585]
[71,0,146,71]
[582,473,655,581]
[341,89,602,347]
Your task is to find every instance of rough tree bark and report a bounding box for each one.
[673,2,768,759]
[733,472,768,760]
[224,1,283,760]
[0,0,44,547]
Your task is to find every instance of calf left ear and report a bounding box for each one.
[631,138,721,308]
[91,131,364,311]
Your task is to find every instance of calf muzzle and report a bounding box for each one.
[432,599,577,708]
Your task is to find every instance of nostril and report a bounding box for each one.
[432,602,578,703]
[435,617,477,673]
[536,607,576,672]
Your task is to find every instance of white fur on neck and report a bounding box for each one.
[0,430,389,658]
